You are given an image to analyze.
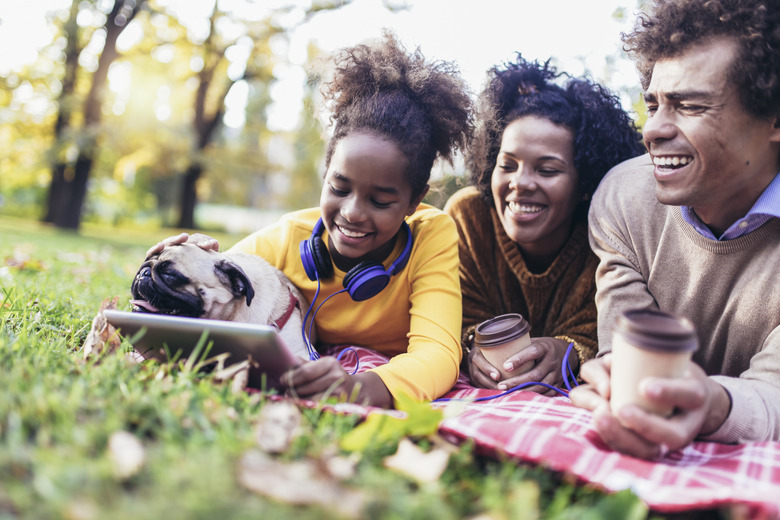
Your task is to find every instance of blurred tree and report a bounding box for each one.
[43,0,147,230]
[172,3,279,229]
[282,42,328,210]
[5,0,408,231]
[171,1,358,229]
[36,0,356,230]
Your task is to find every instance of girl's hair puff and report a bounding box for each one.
[469,55,645,221]
[319,31,473,200]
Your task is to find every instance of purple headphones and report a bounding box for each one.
[299,218,413,301]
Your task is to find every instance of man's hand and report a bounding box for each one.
[570,354,732,459]
[145,232,220,259]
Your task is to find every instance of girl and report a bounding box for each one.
[149,33,472,408]
[444,56,643,395]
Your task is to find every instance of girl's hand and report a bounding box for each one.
[145,232,220,259]
[280,357,393,408]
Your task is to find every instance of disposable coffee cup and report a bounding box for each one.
[610,309,698,419]
[474,313,532,380]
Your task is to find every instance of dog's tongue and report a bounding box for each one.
[130,299,160,313]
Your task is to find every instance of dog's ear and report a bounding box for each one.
[214,260,255,306]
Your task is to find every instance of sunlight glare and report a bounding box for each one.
[116,18,144,51]
[225,37,252,81]
[155,85,171,121]
[224,80,249,128]
[152,43,176,64]
[190,55,205,73]
[108,61,132,115]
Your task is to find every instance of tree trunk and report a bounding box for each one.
[43,163,68,224]
[43,0,81,225]
[177,163,203,229]
[52,154,94,229]
[44,0,146,230]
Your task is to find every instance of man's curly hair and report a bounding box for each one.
[469,55,644,221]
[623,0,780,120]
[318,32,473,201]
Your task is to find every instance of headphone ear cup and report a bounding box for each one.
[343,261,390,301]
[310,235,334,280]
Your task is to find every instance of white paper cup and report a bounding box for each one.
[609,309,698,420]
[474,313,533,380]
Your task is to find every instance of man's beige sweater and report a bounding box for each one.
[589,154,780,443]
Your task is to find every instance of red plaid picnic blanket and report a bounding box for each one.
[328,345,780,518]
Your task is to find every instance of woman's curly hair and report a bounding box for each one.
[319,32,473,200]
[623,0,780,120]
[469,55,644,220]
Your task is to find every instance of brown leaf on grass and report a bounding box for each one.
[3,247,46,272]
[213,356,258,394]
[238,450,365,517]
[81,297,121,359]
[64,499,98,520]
[108,431,146,479]
[383,438,451,484]
[254,401,302,454]
[318,446,359,481]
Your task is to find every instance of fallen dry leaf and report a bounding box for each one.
[108,431,145,479]
[320,451,358,481]
[238,450,364,517]
[64,498,98,520]
[213,357,258,394]
[3,247,46,272]
[383,438,451,484]
[254,401,302,454]
[81,297,121,359]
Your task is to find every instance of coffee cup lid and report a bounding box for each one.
[615,309,698,352]
[474,313,531,347]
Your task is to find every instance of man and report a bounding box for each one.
[569,0,780,459]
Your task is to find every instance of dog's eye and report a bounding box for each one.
[156,260,190,287]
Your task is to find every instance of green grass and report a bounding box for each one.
[0,216,725,519]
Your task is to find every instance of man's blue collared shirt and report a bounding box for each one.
[681,172,780,240]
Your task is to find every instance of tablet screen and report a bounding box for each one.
[104,309,299,389]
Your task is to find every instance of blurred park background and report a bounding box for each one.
[0,0,643,235]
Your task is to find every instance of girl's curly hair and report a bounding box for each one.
[318,32,473,201]
[469,55,644,220]
[623,0,780,120]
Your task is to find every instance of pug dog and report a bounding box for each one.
[130,242,312,360]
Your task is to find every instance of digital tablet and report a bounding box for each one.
[103,309,300,389]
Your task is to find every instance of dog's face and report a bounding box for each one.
[131,243,255,320]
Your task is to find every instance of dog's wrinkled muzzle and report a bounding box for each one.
[130,259,204,317]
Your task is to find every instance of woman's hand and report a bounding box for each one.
[280,357,393,408]
[467,348,503,390]
[145,232,220,259]
[469,336,577,396]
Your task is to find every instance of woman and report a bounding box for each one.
[444,56,644,395]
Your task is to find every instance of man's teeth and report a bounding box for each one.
[508,201,545,214]
[653,155,692,167]
[339,226,367,238]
